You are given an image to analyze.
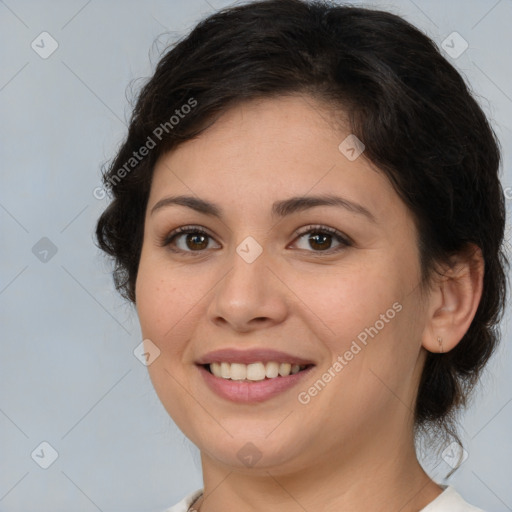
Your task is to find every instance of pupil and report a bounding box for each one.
[184,232,332,251]
[310,233,330,250]
[187,233,207,250]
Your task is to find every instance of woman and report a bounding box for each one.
[95,0,509,510]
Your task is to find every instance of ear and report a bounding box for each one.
[421,244,484,354]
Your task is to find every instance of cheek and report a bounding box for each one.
[134,259,199,419]
[135,254,186,343]
[304,261,420,383]
[135,253,213,367]
[298,266,399,342]
[135,265,168,336]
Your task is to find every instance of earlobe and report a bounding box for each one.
[421,244,484,354]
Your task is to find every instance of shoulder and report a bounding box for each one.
[162,489,203,512]
[421,486,485,512]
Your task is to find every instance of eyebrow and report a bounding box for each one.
[150,194,377,223]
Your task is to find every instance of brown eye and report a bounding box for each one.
[292,225,352,253]
[162,226,221,254]
[307,232,332,251]
[184,232,209,250]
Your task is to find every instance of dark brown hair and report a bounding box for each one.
[96,0,509,439]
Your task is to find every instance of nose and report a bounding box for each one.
[206,242,288,333]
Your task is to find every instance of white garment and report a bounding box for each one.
[163,485,484,511]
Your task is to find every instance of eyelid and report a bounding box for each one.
[292,224,353,246]
[160,223,353,254]
[159,225,218,249]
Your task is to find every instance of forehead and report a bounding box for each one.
[149,95,399,223]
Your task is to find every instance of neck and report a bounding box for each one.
[195,430,442,512]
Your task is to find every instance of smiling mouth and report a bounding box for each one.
[202,361,314,381]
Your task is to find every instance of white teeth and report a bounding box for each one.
[220,362,231,379]
[278,363,291,376]
[246,362,266,381]
[210,362,222,377]
[265,362,279,378]
[207,361,308,380]
[230,363,247,381]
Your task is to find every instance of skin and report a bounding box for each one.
[135,94,484,512]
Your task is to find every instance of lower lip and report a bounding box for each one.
[197,364,315,403]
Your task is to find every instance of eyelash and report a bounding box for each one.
[160,224,353,257]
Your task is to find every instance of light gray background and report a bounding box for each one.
[1,1,511,511]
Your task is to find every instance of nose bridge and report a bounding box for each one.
[222,235,269,303]
[207,234,287,329]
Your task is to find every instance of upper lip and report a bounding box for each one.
[196,348,316,366]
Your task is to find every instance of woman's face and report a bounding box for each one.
[135,95,430,474]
